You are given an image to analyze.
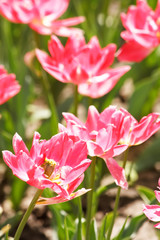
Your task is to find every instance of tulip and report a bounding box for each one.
[36,35,130,98]
[59,105,128,189]
[143,179,160,229]
[117,0,160,62]
[0,65,20,105]
[2,131,91,204]
[0,0,85,36]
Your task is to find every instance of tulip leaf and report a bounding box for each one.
[128,69,160,119]
[119,214,146,239]
[134,136,160,172]
[0,211,22,235]
[98,212,113,240]
[136,185,156,204]
[112,217,128,240]
[147,0,157,9]
[90,219,98,240]
[11,176,27,210]
[96,182,117,197]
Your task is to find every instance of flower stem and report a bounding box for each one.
[14,189,43,240]
[74,85,78,116]
[85,156,96,240]
[106,148,129,240]
[77,197,82,240]
[33,31,58,135]
[41,69,59,134]
[73,84,82,239]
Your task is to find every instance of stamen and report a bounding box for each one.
[41,158,56,178]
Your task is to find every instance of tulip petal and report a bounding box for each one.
[105,157,128,189]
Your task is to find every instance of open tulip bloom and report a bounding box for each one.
[143,179,160,229]
[36,35,130,98]
[0,65,21,105]
[0,0,85,36]
[59,105,160,189]
[59,105,129,189]
[117,0,160,62]
[2,132,91,205]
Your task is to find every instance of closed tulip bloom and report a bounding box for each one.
[0,65,21,105]
[36,35,130,98]
[143,179,160,229]
[0,0,85,36]
[2,132,91,205]
[59,105,128,189]
[119,108,160,146]
[117,0,160,62]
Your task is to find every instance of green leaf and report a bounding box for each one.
[98,212,113,240]
[113,217,128,240]
[90,219,98,240]
[128,69,160,119]
[96,183,117,198]
[136,185,156,204]
[135,136,160,172]
[0,212,22,236]
[120,214,146,239]
[11,177,27,210]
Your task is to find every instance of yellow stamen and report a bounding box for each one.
[41,158,56,178]
[50,173,61,184]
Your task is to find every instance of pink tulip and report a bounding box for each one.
[36,35,130,98]
[59,105,128,189]
[2,132,91,204]
[117,0,160,62]
[143,179,160,229]
[0,65,21,105]
[119,108,160,146]
[0,0,84,36]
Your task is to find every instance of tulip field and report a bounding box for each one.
[1,0,160,239]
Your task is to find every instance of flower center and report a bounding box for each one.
[41,158,56,178]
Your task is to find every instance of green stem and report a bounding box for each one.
[14,189,43,240]
[41,70,59,134]
[74,85,78,116]
[85,156,96,240]
[77,197,82,240]
[64,217,69,240]
[74,84,82,239]
[33,31,58,135]
[106,148,129,240]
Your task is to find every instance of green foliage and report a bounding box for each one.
[0,212,22,239]
[128,69,160,119]
[135,136,160,172]
[118,214,146,240]
[98,212,114,240]
[136,185,156,204]
[113,217,128,240]
[90,219,98,240]
[11,177,27,210]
